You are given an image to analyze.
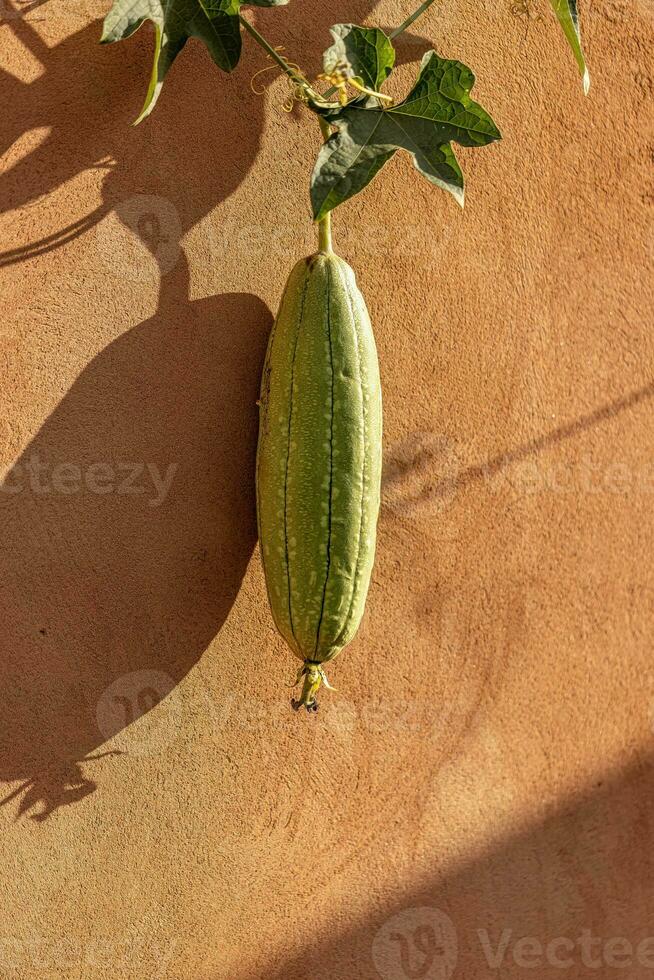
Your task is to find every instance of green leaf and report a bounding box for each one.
[310,50,500,221]
[323,24,395,92]
[101,0,289,123]
[550,0,589,94]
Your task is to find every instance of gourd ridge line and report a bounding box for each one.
[314,260,335,658]
[331,257,368,656]
[283,264,311,651]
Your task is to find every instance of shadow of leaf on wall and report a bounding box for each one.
[0,0,281,819]
[0,252,272,819]
[0,3,269,259]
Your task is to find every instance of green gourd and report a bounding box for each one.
[256,251,382,711]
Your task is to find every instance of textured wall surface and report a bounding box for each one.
[1,0,653,977]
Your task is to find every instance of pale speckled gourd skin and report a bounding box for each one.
[256,252,382,668]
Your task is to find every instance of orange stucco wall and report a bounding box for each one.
[1,0,653,977]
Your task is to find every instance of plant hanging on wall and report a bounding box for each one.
[100,0,588,711]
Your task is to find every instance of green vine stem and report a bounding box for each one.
[390,0,438,37]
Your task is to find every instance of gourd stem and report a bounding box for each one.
[317,117,333,252]
[318,212,332,253]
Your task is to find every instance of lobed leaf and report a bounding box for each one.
[101,0,289,122]
[310,50,500,221]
